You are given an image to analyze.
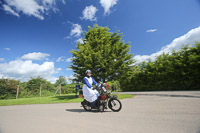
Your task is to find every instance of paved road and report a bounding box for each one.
[0,91,200,133]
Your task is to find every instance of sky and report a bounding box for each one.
[0,0,200,83]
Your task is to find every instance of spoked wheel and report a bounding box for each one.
[83,105,91,111]
[81,100,91,111]
[108,99,122,112]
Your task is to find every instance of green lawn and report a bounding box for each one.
[0,94,134,106]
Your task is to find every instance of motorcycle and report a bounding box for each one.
[81,83,122,112]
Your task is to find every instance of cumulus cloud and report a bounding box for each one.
[0,60,58,83]
[57,68,62,71]
[0,58,5,62]
[66,23,83,39]
[2,4,19,17]
[100,0,118,15]
[66,57,72,62]
[1,0,64,20]
[4,48,11,51]
[65,74,75,83]
[146,29,158,33]
[21,52,50,60]
[134,26,200,64]
[76,38,84,44]
[56,56,65,62]
[80,5,98,21]
[61,0,65,4]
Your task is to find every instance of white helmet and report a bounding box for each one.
[85,70,91,74]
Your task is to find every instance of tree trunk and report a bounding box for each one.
[16,85,19,99]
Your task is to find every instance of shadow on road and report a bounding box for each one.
[66,109,87,113]
[65,109,112,113]
[53,95,76,100]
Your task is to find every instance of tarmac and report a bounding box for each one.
[0,91,200,133]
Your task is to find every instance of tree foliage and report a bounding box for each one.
[25,77,54,94]
[122,43,200,91]
[55,76,67,87]
[70,24,133,83]
[0,79,20,99]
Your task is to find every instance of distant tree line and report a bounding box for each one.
[121,43,200,91]
[0,76,77,99]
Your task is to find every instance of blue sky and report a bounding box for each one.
[0,0,200,83]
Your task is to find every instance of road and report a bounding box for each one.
[0,91,200,133]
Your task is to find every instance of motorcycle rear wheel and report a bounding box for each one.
[108,99,122,112]
[83,105,91,111]
[82,100,91,111]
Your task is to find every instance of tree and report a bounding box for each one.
[127,43,200,91]
[0,78,20,99]
[70,24,134,83]
[55,76,67,87]
[25,77,53,95]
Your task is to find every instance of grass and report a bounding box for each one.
[0,94,134,106]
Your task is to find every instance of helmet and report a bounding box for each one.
[85,70,91,74]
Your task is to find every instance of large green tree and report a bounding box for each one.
[70,24,134,83]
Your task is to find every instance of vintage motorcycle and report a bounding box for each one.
[81,83,122,112]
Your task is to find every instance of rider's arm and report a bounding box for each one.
[83,77,93,89]
[91,77,100,87]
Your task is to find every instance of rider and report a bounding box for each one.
[82,70,100,108]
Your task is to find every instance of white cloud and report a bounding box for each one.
[56,56,65,62]
[66,23,83,38]
[42,0,55,6]
[100,0,118,15]
[80,5,98,21]
[0,60,59,83]
[61,0,65,4]
[57,68,62,71]
[2,0,64,20]
[3,4,19,17]
[134,26,200,64]
[4,48,11,51]
[146,29,158,33]
[21,52,50,61]
[65,75,75,83]
[76,38,84,44]
[0,58,5,62]
[66,57,72,62]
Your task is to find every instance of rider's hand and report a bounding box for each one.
[102,87,107,92]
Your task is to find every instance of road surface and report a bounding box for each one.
[0,91,200,133]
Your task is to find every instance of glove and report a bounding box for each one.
[102,87,107,92]
[91,87,94,90]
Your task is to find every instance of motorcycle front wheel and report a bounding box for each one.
[108,99,122,112]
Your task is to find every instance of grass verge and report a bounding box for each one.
[0,94,134,106]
